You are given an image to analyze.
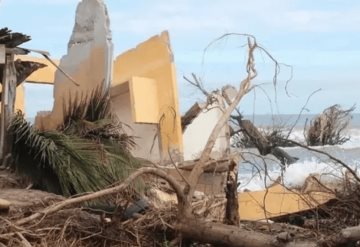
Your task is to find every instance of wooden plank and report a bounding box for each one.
[181,102,202,132]
[178,159,231,173]
[0,45,5,64]
[238,184,334,221]
[0,53,16,162]
[0,54,8,160]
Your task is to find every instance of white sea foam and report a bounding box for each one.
[282,159,342,188]
[238,114,360,192]
[239,159,346,192]
[341,128,360,148]
[238,127,360,192]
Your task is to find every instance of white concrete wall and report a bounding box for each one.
[183,102,229,161]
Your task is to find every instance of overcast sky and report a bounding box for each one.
[1,0,359,117]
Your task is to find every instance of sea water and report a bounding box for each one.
[237,114,360,192]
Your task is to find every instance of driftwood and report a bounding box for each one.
[3,166,321,247]
[336,225,360,244]
[237,118,298,166]
[177,217,319,247]
[0,188,64,215]
[15,167,185,226]
[181,102,202,131]
[178,158,235,173]
[4,164,360,246]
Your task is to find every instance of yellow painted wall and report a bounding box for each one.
[238,184,334,221]
[15,84,25,112]
[129,76,159,123]
[112,31,183,159]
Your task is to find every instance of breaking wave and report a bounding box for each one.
[238,128,360,192]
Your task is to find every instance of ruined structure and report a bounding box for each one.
[35,0,113,130]
[9,0,338,224]
[20,0,181,163]
[111,31,182,162]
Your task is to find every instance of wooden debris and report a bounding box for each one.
[0,198,11,210]
[181,102,202,131]
[236,118,298,166]
[0,60,46,101]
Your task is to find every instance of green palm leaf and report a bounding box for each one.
[8,86,142,197]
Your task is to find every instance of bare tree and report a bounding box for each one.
[306,104,355,146]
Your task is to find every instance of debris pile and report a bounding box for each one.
[1,0,360,246]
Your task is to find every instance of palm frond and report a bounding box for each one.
[61,85,136,152]
[9,111,142,197]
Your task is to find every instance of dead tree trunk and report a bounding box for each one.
[0,52,16,164]
[177,217,317,247]
[224,159,240,226]
[235,118,298,166]
[178,217,274,247]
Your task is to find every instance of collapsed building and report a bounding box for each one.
[2,0,335,222]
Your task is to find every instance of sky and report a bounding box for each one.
[0,0,359,117]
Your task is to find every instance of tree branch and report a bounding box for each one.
[15,167,185,226]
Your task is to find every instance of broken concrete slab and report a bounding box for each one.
[36,0,113,130]
[238,182,334,221]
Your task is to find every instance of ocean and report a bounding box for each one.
[237,113,360,191]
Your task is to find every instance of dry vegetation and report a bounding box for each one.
[306,105,354,146]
